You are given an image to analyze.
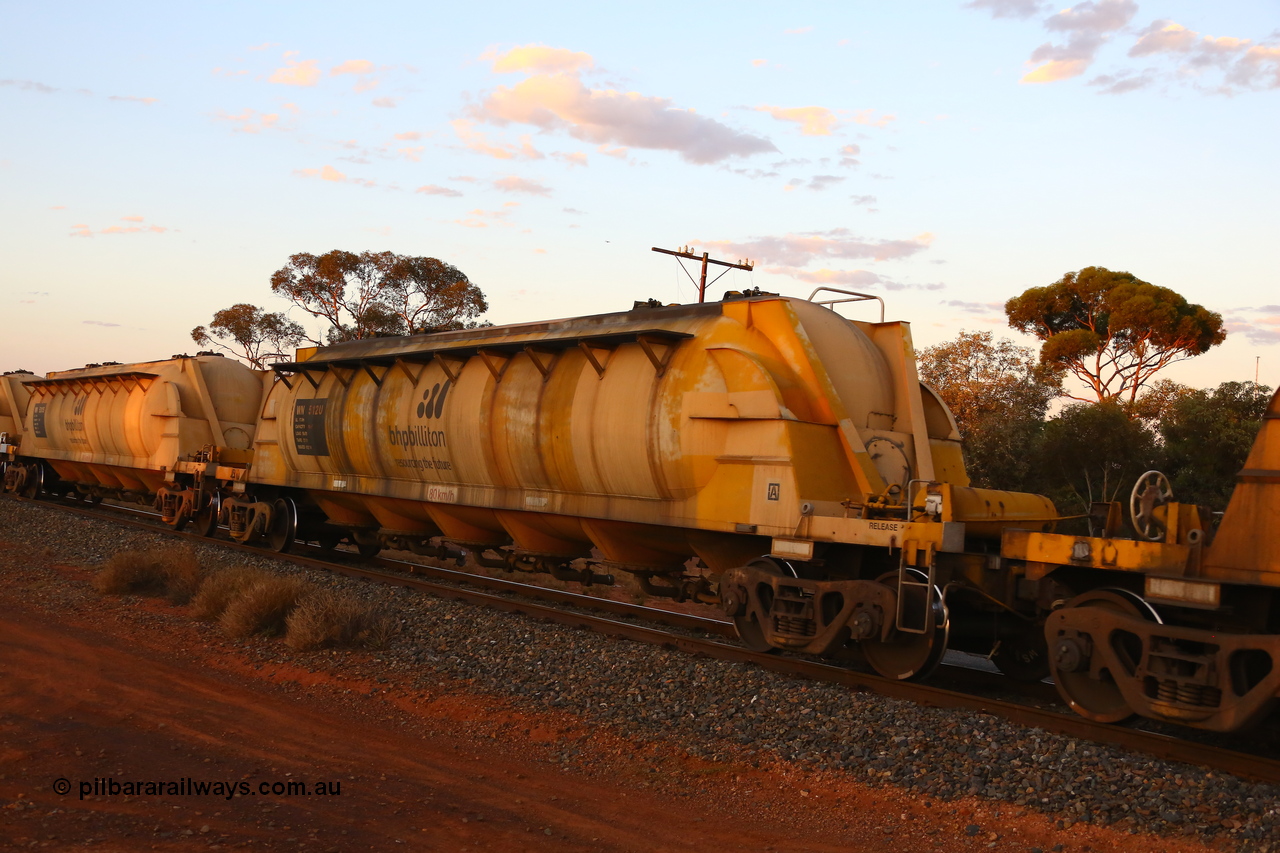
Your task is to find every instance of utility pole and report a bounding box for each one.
[652,246,754,303]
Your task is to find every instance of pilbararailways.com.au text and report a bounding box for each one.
[54,776,342,801]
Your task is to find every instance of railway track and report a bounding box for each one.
[9,491,1280,785]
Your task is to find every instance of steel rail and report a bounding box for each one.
[8,493,1280,784]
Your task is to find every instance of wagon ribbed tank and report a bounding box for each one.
[18,356,267,496]
[257,295,1054,573]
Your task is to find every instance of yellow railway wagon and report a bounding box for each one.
[236,294,1054,681]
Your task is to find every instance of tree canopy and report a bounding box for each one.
[1005,266,1225,403]
[918,331,1060,490]
[1038,400,1157,513]
[191,304,306,369]
[269,250,487,344]
[1156,381,1273,510]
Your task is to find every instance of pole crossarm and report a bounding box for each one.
[651,246,755,304]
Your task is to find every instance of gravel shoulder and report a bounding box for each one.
[0,497,1270,852]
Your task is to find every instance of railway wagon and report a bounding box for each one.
[4,289,1280,733]
[1,354,267,520]
[238,292,1057,682]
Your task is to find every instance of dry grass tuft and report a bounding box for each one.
[190,567,270,621]
[219,576,313,639]
[284,590,396,651]
[93,546,206,604]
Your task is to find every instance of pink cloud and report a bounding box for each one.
[415,185,463,197]
[756,105,839,136]
[695,229,934,267]
[472,58,776,164]
[269,57,321,87]
[489,45,594,75]
[451,119,543,160]
[493,176,551,196]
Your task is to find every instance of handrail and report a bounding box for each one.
[806,287,885,322]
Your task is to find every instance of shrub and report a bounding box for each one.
[94,546,205,604]
[190,567,270,621]
[219,576,313,638]
[284,589,396,651]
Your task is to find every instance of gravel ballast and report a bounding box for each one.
[4,497,1279,851]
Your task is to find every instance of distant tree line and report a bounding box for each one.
[193,250,489,367]
[920,266,1269,520]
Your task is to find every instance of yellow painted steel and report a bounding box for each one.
[18,356,266,493]
[0,373,37,444]
[254,296,1055,570]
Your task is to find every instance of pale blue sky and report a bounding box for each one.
[3,0,1277,390]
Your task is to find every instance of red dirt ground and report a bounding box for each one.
[0,547,1225,852]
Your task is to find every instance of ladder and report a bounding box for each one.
[896,539,936,634]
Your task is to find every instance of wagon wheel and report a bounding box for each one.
[266,497,297,554]
[730,557,796,653]
[315,527,343,551]
[352,529,382,558]
[193,492,220,538]
[1130,470,1173,542]
[861,570,950,682]
[19,464,43,500]
[1048,589,1160,724]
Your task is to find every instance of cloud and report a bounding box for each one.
[1129,21,1197,57]
[1226,308,1280,345]
[943,299,1005,314]
[1020,0,1138,84]
[471,53,777,164]
[454,204,520,229]
[70,217,170,238]
[489,44,594,75]
[83,320,121,327]
[269,58,321,86]
[1118,22,1280,92]
[850,194,877,205]
[838,143,861,167]
[751,59,768,68]
[451,119,544,160]
[294,164,378,188]
[397,146,425,161]
[247,42,279,52]
[756,105,839,136]
[394,131,423,141]
[1088,69,1157,94]
[784,26,813,35]
[563,207,586,215]
[790,268,885,287]
[3,79,156,104]
[597,144,628,159]
[215,108,282,133]
[371,97,398,108]
[852,110,895,128]
[554,151,589,167]
[695,229,934,267]
[965,0,1048,19]
[331,60,375,75]
[780,268,944,292]
[415,185,463,197]
[0,79,58,94]
[784,175,845,192]
[493,175,552,196]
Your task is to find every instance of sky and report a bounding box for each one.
[2,0,1278,392]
